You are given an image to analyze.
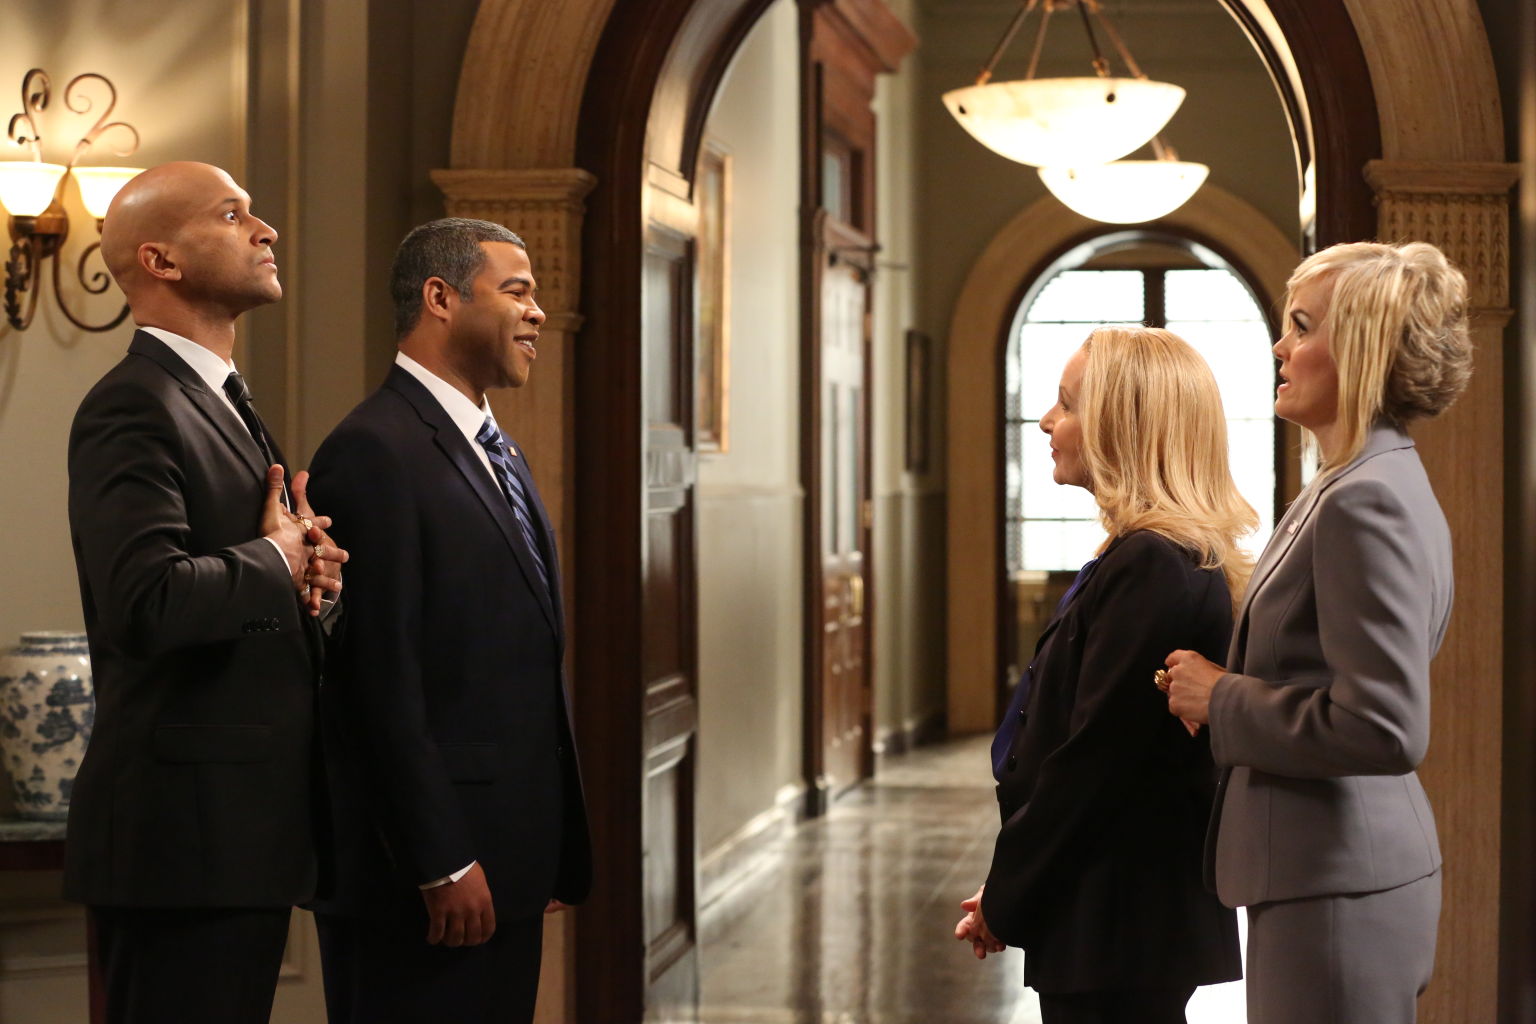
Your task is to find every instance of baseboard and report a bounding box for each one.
[873,707,947,762]
[699,783,806,911]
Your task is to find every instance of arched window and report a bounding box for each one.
[1003,233,1279,575]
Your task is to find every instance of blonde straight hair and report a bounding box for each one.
[1078,326,1257,607]
[1285,241,1471,479]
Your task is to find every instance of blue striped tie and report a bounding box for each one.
[475,417,551,596]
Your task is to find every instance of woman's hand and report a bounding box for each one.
[954,884,1005,959]
[1164,649,1227,726]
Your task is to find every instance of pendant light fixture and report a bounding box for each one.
[943,0,1185,169]
[1038,138,1209,223]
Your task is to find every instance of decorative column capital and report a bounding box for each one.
[429,168,599,333]
[1363,159,1520,312]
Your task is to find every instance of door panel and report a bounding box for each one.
[801,0,912,805]
[819,258,870,795]
[640,224,699,1018]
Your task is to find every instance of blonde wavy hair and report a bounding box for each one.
[1286,241,1472,476]
[1078,326,1257,607]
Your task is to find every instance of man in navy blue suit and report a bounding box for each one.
[308,218,590,1022]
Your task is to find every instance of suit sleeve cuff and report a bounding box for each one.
[261,536,294,577]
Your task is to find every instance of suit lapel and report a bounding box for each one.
[1027,537,1118,659]
[1227,424,1418,666]
[129,332,322,667]
[129,332,269,481]
[385,368,559,634]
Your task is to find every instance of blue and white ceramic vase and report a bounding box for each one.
[0,631,94,821]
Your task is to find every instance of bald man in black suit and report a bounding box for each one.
[66,161,346,1024]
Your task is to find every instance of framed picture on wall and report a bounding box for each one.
[905,329,931,473]
[696,139,731,453]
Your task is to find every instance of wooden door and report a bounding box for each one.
[800,0,913,809]
[572,0,906,1017]
[639,204,701,1019]
[817,224,872,796]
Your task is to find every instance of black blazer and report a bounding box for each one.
[981,530,1241,994]
[64,331,321,908]
[307,366,591,923]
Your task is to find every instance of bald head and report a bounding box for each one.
[101,162,235,290]
[98,162,281,327]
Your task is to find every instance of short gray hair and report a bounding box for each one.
[390,217,525,338]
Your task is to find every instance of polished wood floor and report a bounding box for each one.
[696,735,1246,1024]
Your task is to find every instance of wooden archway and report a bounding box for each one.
[438,1,1517,1020]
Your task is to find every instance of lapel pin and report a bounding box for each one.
[1287,521,1299,535]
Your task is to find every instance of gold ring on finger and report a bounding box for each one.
[1153,669,1171,694]
[296,515,315,532]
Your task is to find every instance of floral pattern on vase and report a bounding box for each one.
[0,631,94,821]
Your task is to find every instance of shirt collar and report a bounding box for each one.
[139,326,236,395]
[394,351,494,446]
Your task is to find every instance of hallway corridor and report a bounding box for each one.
[695,736,1245,1024]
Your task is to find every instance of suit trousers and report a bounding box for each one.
[92,905,291,1024]
[317,911,544,1023]
[1246,869,1441,1024]
[1037,985,1196,1024]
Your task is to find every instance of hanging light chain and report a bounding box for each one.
[975,0,1040,86]
[1024,4,1056,81]
[1082,0,1150,80]
[973,1,1158,86]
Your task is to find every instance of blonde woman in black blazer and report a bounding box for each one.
[956,327,1253,1024]
[1166,242,1471,1024]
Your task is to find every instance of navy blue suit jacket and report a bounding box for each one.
[308,366,590,922]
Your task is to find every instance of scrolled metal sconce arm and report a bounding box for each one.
[2,67,138,333]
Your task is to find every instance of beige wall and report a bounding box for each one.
[695,0,805,858]
[871,0,947,753]
[0,0,476,1018]
[693,0,944,868]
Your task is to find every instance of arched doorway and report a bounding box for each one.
[437,1,1515,1020]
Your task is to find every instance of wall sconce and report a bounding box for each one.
[2,68,142,332]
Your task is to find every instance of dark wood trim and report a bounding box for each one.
[1219,0,1380,249]
[574,1,784,1019]
[798,4,829,817]
[1502,5,1536,1020]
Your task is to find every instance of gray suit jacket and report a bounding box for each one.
[1206,423,1448,907]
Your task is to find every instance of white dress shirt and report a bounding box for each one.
[140,326,291,573]
[393,351,492,890]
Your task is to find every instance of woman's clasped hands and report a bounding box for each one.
[954,884,1006,960]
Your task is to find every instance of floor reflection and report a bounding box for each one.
[695,734,1246,1024]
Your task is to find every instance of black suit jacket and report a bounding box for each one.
[981,530,1241,994]
[307,366,591,923]
[64,330,321,908]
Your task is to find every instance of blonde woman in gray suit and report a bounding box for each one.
[1162,240,1471,1024]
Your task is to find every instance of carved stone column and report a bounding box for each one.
[1364,158,1518,1024]
[430,166,595,1024]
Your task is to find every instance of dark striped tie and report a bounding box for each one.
[475,417,551,595]
[223,371,289,509]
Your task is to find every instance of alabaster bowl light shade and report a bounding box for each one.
[73,166,144,220]
[943,77,1185,168]
[0,162,68,217]
[1038,160,1210,224]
